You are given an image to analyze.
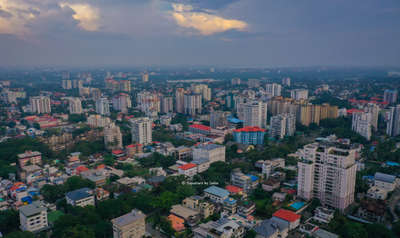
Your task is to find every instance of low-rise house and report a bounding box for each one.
[178,163,198,177]
[272,192,286,202]
[254,218,289,238]
[168,214,185,232]
[312,207,334,224]
[174,146,192,160]
[237,200,256,218]
[111,209,146,238]
[66,187,95,207]
[170,204,200,226]
[374,172,397,192]
[223,197,237,215]
[262,178,280,192]
[366,186,388,200]
[117,177,145,187]
[204,186,230,203]
[193,218,245,238]
[19,201,48,232]
[182,196,215,219]
[231,169,259,193]
[356,199,386,223]
[225,185,244,195]
[272,209,301,230]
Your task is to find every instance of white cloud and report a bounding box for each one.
[170,3,248,35]
[60,2,100,31]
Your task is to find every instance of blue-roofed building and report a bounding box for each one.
[231,169,259,193]
[66,187,95,207]
[228,117,243,124]
[204,186,229,203]
[223,197,237,215]
[374,172,398,192]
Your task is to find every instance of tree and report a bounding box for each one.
[0,210,19,235]
[5,231,35,238]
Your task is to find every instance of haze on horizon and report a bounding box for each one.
[0,0,399,68]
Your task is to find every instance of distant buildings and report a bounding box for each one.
[96,97,110,115]
[130,117,152,145]
[282,77,291,87]
[384,89,398,104]
[68,97,83,114]
[30,96,51,114]
[66,187,95,207]
[142,72,149,82]
[233,126,265,145]
[137,91,160,116]
[62,79,72,89]
[352,112,372,140]
[269,113,296,139]
[290,89,308,100]
[297,136,357,211]
[266,83,282,97]
[387,105,400,136]
[111,209,146,238]
[19,201,48,232]
[104,122,123,150]
[191,84,211,101]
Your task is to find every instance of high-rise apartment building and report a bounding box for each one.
[112,93,131,113]
[68,97,83,114]
[160,96,173,114]
[364,103,380,131]
[191,84,211,101]
[247,79,260,88]
[387,105,400,137]
[137,91,160,116]
[130,117,152,145]
[231,78,241,85]
[266,83,282,97]
[104,122,123,150]
[30,96,51,114]
[290,89,308,100]
[384,89,398,104]
[297,136,357,211]
[270,113,296,139]
[242,101,267,129]
[62,79,72,89]
[184,94,202,116]
[351,112,372,141]
[175,88,185,114]
[87,114,111,128]
[210,110,229,128]
[96,97,110,116]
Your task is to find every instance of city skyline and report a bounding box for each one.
[1,0,400,67]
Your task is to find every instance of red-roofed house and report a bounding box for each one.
[168,214,185,232]
[178,163,198,177]
[112,150,126,158]
[189,124,211,135]
[225,185,244,195]
[126,144,143,156]
[346,109,364,115]
[272,209,301,230]
[75,165,89,175]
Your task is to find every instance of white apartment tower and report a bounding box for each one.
[184,94,202,116]
[191,84,212,101]
[265,83,282,97]
[291,89,309,100]
[104,122,123,150]
[30,96,51,114]
[69,97,83,114]
[242,101,268,129]
[130,117,152,145]
[297,137,357,211]
[175,88,185,114]
[387,105,400,137]
[270,113,296,139]
[96,97,110,115]
[160,96,173,114]
[351,112,372,140]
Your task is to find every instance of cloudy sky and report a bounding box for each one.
[0,0,399,67]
